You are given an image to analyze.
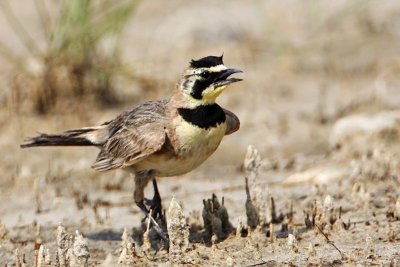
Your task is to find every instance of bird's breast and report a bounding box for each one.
[134,119,226,177]
[173,118,227,155]
[131,104,228,177]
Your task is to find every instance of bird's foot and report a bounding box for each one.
[137,179,168,241]
[137,201,169,241]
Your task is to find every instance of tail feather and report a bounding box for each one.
[21,126,108,148]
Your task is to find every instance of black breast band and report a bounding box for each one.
[178,104,226,129]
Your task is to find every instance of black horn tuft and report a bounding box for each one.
[190,55,224,68]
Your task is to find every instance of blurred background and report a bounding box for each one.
[1,0,400,264]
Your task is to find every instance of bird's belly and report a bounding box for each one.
[135,122,226,176]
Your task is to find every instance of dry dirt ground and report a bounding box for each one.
[1,1,400,266]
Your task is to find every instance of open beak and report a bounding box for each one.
[213,68,243,87]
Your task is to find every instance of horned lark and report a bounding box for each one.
[21,55,242,238]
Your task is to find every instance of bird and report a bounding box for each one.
[21,55,242,239]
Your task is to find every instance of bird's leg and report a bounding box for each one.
[134,172,168,241]
[144,179,163,220]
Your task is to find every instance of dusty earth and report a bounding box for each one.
[1,1,400,266]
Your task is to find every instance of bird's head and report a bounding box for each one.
[179,55,242,104]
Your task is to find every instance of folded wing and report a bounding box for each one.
[92,100,168,171]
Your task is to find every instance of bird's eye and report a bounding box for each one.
[200,71,210,79]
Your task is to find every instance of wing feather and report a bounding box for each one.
[223,108,240,135]
[92,100,168,171]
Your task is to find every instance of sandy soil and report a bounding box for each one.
[1,1,400,266]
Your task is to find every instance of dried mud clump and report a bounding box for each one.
[243,145,269,226]
[118,228,136,266]
[268,223,276,243]
[235,217,246,238]
[14,249,27,267]
[350,149,400,182]
[37,245,51,267]
[202,194,234,242]
[287,234,298,253]
[304,195,344,232]
[243,145,262,176]
[56,224,69,266]
[141,217,152,255]
[68,231,90,267]
[56,225,90,267]
[9,224,92,266]
[166,197,190,264]
[245,177,260,228]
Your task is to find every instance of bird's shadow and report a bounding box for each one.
[86,229,123,241]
